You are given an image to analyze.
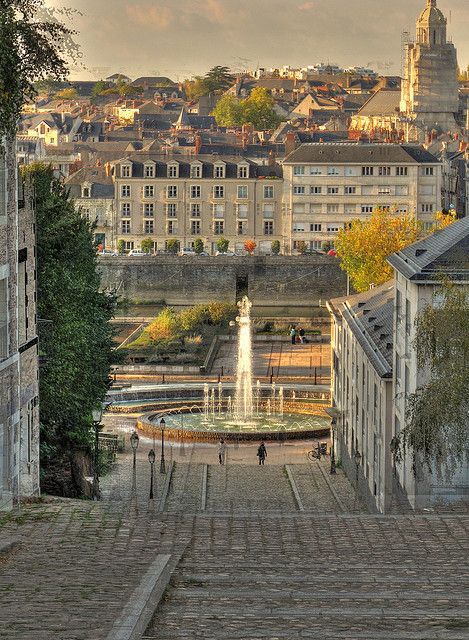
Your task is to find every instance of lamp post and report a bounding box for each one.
[330,420,337,475]
[160,418,166,474]
[91,406,104,500]
[130,430,139,468]
[354,449,361,495]
[148,449,156,499]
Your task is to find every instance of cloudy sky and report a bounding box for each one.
[49,0,469,81]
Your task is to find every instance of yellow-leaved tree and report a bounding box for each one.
[335,208,456,293]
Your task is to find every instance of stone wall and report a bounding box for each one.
[98,255,347,307]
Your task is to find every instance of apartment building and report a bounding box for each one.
[0,142,40,510]
[113,154,283,254]
[283,143,442,253]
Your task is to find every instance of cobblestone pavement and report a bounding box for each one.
[0,425,468,639]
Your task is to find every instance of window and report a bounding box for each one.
[143,185,154,198]
[238,165,248,178]
[345,204,356,214]
[166,203,177,217]
[121,203,131,217]
[214,221,224,235]
[310,186,322,195]
[0,278,9,359]
[396,206,408,214]
[145,164,155,178]
[361,205,373,214]
[213,185,224,199]
[191,204,201,217]
[396,166,408,176]
[167,185,177,198]
[123,241,134,251]
[168,164,178,178]
[310,223,322,232]
[17,262,27,344]
[167,220,177,235]
[327,167,339,175]
[121,220,131,234]
[238,220,247,235]
[362,185,373,196]
[82,187,90,198]
[345,167,357,177]
[327,223,341,233]
[144,203,154,217]
[420,185,435,196]
[191,220,201,235]
[310,167,322,175]
[121,185,131,197]
[264,185,274,199]
[424,166,434,176]
[293,166,305,176]
[293,186,305,195]
[264,221,274,235]
[237,185,248,199]
[293,223,305,232]
[345,186,356,195]
[191,164,201,179]
[327,204,339,214]
[191,185,201,199]
[378,186,391,195]
[362,166,374,176]
[121,165,131,178]
[263,204,274,218]
[378,166,391,176]
[310,240,322,250]
[213,204,225,218]
[214,164,225,178]
[144,220,154,234]
[237,204,248,218]
[405,299,411,335]
[396,185,408,196]
[421,203,434,213]
[327,186,339,195]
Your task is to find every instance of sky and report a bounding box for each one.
[47,0,469,81]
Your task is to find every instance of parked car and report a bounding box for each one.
[179,248,196,256]
[215,251,236,257]
[197,251,210,256]
[128,249,150,257]
[98,249,119,257]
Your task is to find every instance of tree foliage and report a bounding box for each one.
[140,238,154,254]
[55,87,77,100]
[0,1,80,139]
[399,282,469,478]
[183,66,233,101]
[194,238,204,254]
[212,87,281,130]
[271,240,281,255]
[244,240,256,254]
[216,237,230,253]
[25,164,115,496]
[166,239,179,254]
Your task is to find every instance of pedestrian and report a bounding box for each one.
[218,438,226,465]
[290,326,297,345]
[299,327,305,344]
[257,441,267,465]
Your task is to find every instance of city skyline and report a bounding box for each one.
[47,0,469,81]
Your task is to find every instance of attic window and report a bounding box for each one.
[82,187,90,198]
[415,249,427,257]
[386,343,392,350]
[358,302,366,307]
[368,316,376,322]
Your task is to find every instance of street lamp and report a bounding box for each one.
[354,449,361,492]
[130,430,139,468]
[330,419,337,475]
[159,418,166,474]
[91,405,104,500]
[148,449,156,499]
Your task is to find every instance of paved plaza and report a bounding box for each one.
[0,417,468,639]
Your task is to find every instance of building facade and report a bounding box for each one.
[0,142,40,510]
[283,143,442,254]
[112,154,283,254]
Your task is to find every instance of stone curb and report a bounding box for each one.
[285,465,305,512]
[201,464,208,511]
[158,461,174,512]
[315,461,347,513]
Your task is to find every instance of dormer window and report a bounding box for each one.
[167,163,179,178]
[121,164,132,178]
[238,164,249,179]
[191,163,202,179]
[144,163,155,178]
[39,123,47,135]
[214,164,225,179]
[82,186,91,198]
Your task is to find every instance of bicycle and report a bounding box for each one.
[307,444,322,462]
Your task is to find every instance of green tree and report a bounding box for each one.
[116,79,142,97]
[25,164,115,497]
[216,237,230,253]
[183,76,209,101]
[55,87,77,100]
[204,66,233,93]
[194,238,204,254]
[212,94,243,127]
[242,87,281,131]
[271,240,281,255]
[296,241,308,255]
[117,239,125,254]
[0,1,80,140]
[397,282,469,478]
[166,239,179,254]
[140,238,154,254]
[91,80,108,97]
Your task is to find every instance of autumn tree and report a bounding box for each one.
[244,239,257,254]
[55,87,77,100]
[212,87,281,130]
[211,94,243,127]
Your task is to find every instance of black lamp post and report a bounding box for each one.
[330,420,337,475]
[160,418,166,474]
[354,448,361,494]
[130,430,139,468]
[148,448,156,499]
[91,406,104,500]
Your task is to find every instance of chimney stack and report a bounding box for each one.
[195,134,202,155]
[285,132,297,156]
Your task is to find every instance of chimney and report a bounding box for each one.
[105,162,111,177]
[285,132,297,156]
[268,149,276,167]
[195,134,202,155]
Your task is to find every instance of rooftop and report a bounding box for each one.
[283,142,439,164]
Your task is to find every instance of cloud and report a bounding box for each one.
[126,4,174,30]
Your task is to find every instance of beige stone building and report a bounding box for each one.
[0,142,40,510]
[283,143,442,254]
[112,154,283,254]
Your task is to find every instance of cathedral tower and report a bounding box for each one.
[400,0,459,135]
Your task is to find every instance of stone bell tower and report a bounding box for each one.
[400,0,459,135]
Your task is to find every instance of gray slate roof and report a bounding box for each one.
[283,143,439,164]
[356,89,401,117]
[387,217,469,282]
[65,167,114,199]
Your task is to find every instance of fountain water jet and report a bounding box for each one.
[234,296,254,420]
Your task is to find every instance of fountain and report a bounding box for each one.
[234,296,254,420]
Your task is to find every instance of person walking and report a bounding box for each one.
[257,441,267,465]
[218,439,226,465]
[299,327,306,344]
[290,327,297,345]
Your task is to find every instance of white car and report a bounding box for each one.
[98,249,118,257]
[215,251,236,257]
[128,249,150,257]
[179,248,196,256]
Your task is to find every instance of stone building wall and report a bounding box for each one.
[98,255,347,307]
